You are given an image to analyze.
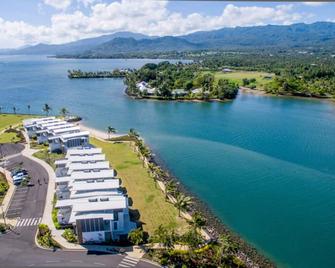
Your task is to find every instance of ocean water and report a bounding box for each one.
[1,55,335,267]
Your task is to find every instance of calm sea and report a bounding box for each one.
[1,55,335,267]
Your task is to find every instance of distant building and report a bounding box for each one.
[172,89,187,97]
[136,81,156,95]
[222,68,232,73]
[191,88,202,94]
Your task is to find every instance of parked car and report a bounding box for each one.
[13,174,27,185]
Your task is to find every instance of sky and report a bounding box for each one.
[0,0,333,49]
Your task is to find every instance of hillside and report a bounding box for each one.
[2,22,335,56]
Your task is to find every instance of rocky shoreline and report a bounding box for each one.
[148,147,275,268]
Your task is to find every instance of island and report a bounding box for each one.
[67,68,130,79]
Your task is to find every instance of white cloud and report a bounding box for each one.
[43,0,72,10]
[303,2,328,7]
[0,0,312,49]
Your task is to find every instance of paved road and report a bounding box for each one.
[0,145,158,268]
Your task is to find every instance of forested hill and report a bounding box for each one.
[3,22,335,56]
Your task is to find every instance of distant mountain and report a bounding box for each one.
[79,36,203,57]
[182,22,335,48]
[2,31,151,55]
[2,22,335,56]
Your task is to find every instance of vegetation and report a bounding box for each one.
[90,137,188,235]
[37,224,59,248]
[128,227,146,245]
[0,173,9,205]
[33,149,65,170]
[68,69,129,78]
[59,107,69,117]
[62,228,77,243]
[0,128,25,144]
[52,194,61,229]
[42,104,52,116]
[125,61,239,100]
[0,114,31,131]
[107,126,116,139]
[0,223,9,233]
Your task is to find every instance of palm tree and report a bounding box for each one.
[59,107,69,118]
[27,104,31,114]
[128,128,140,139]
[42,104,52,116]
[12,106,17,114]
[213,235,237,265]
[107,126,116,139]
[127,227,145,245]
[164,180,177,201]
[151,225,176,250]
[190,212,206,231]
[0,106,3,114]
[174,193,192,217]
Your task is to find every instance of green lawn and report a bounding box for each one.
[203,70,274,89]
[90,138,189,235]
[0,132,21,144]
[0,173,9,205]
[33,149,65,170]
[0,114,32,131]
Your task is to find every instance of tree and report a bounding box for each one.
[150,225,176,249]
[107,126,116,139]
[128,228,145,245]
[190,212,206,231]
[42,104,52,116]
[12,106,17,114]
[0,106,2,114]
[128,128,140,139]
[174,193,192,217]
[164,180,177,201]
[216,79,239,99]
[181,229,203,250]
[59,107,69,117]
[27,104,31,114]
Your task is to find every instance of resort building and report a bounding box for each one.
[23,117,56,137]
[53,147,135,243]
[36,123,76,144]
[55,195,135,243]
[24,118,135,244]
[136,81,156,95]
[48,131,89,152]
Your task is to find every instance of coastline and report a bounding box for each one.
[79,122,274,267]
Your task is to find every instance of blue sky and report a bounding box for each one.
[0,1,333,48]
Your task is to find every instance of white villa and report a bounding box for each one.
[54,147,135,243]
[24,119,135,244]
[23,117,57,137]
[48,131,90,153]
[136,81,156,95]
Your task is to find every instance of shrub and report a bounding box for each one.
[62,228,77,243]
[37,224,58,248]
[128,227,145,245]
[0,223,8,233]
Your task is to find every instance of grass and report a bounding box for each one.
[0,132,21,144]
[0,173,9,205]
[33,149,65,170]
[0,114,32,131]
[202,70,274,89]
[90,137,189,235]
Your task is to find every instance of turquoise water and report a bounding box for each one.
[1,55,335,267]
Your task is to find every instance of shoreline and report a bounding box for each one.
[79,122,274,267]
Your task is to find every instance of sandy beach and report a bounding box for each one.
[77,122,126,140]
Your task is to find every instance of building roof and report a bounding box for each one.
[70,190,121,199]
[66,147,102,156]
[37,119,62,127]
[67,154,106,163]
[52,126,80,135]
[56,195,127,211]
[70,179,120,191]
[56,170,115,183]
[23,117,56,127]
[67,161,110,173]
[60,131,89,141]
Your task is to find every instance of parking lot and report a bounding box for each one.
[6,186,29,218]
